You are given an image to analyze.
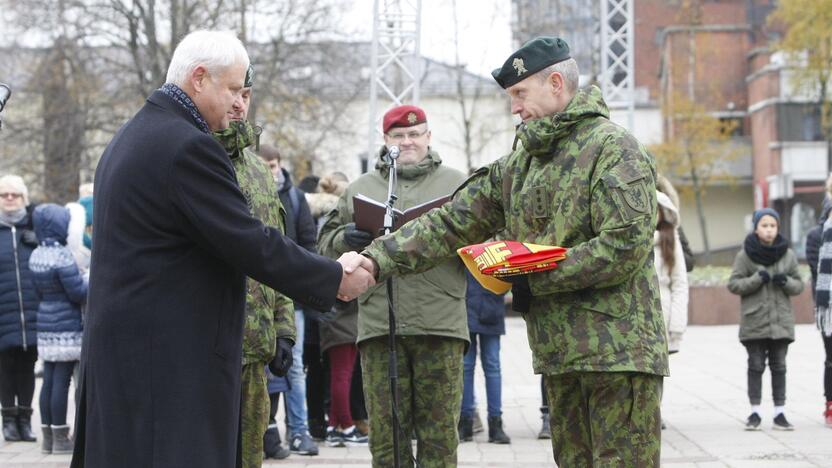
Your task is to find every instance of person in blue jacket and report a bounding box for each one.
[459,271,511,444]
[0,175,39,443]
[28,204,87,454]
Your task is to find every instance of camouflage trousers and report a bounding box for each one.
[241,362,270,468]
[360,335,465,468]
[545,371,662,467]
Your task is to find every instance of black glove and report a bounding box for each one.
[772,273,787,287]
[506,275,531,314]
[757,270,770,284]
[268,338,294,377]
[20,229,38,247]
[343,223,374,249]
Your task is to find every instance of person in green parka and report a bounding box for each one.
[318,105,468,467]
[728,208,804,431]
[359,37,668,467]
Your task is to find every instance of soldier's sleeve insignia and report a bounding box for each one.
[604,161,651,221]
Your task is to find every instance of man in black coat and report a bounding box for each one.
[70,30,374,468]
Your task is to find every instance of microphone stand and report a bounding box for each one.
[382,146,401,468]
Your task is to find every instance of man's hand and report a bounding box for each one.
[336,252,376,301]
[343,223,374,249]
[268,338,294,377]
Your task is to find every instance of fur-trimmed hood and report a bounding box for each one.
[306,174,349,219]
[656,174,681,217]
[657,191,680,227]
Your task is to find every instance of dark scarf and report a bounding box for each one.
[743,232,788,266]
[158,83,210,134]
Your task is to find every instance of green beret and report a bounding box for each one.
[244,64,254,88]
[491,36,571,89]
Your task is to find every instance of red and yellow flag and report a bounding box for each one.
[457,241,567,294]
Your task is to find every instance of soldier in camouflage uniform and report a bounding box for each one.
[212,65,297,467]
[361,38,669,466]
[318,105,468,467]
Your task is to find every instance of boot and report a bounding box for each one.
[472,411,484,434]
[17,406,36,442]
[458,415,473,442]
[50,425,74,454]
[263,425,289,460]
[537,414,551,439]
[487,416,511,444]
[1,407,21,441]
[825,401,832,427]
[41,426,52,454]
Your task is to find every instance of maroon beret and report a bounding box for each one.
[382,105,427,133]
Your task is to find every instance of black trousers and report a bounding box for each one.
[743,339,789,406]
[0,346,38,408]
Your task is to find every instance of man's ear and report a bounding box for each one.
[191,65,209,93]
[548,71,565,96]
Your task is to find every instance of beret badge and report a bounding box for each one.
[512,58,527,76]
[407,112,418,124]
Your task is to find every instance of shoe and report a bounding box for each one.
[50,425,74,454]
[41,426,52,454]
[308,418,327,441]
[825,402,832,427]
[773,413,794,431]
[353,419,370,436]
[263,426,289,459]
[472,412,484,434]
[745,412,761,431]
[325,427,345,447]
[17,406,36,442]
[340,426,368,446]
[458,415,473,442]
[1,407,21,441]
[487,416,511,444]
[537,414,551,439]
[290,431,319,455]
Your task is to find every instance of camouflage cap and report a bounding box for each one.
[491,36,571,89]
[244,64,254,88]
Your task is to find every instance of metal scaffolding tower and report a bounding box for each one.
[599,0,635,131]
[367,0,422,165]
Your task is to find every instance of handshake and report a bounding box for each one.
[335,251,378,301]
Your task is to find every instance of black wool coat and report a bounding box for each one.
[70,90,342,468]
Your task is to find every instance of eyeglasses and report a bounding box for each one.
[0,193,22,200]
[386,129,428,142]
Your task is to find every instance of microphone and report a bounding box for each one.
[0,84,10,113]
[387,145,400,161]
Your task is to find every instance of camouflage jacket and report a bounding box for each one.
[214,121,296,365]
[318,150,468,343]
[364,86,669,376]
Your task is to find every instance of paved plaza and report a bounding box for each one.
[1,319,831,467]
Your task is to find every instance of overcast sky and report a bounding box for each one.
[343,0,514,77]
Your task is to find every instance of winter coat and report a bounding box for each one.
[653,192,688,352]
[465,272,506,336]
[806,197,832,297]
[319,149,469,344]
[727,237,804,343]
[0,207,38,352]
[318,300,358,352]
[29,204,86,362]
[70,89,343,468]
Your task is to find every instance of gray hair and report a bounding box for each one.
[0,174,29,205]
[165,30,250,87]
[536,58,579,94]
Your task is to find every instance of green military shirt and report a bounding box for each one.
[318,150,469,344]
[214,121,296,365]
[364,86,669,377]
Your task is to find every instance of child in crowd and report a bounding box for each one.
[28,204,87,454]
[728,208,803,431]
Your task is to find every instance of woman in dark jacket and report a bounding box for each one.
[0,175,39,442]
[29,204,87,454]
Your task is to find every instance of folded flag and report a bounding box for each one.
[457,241,567,294]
